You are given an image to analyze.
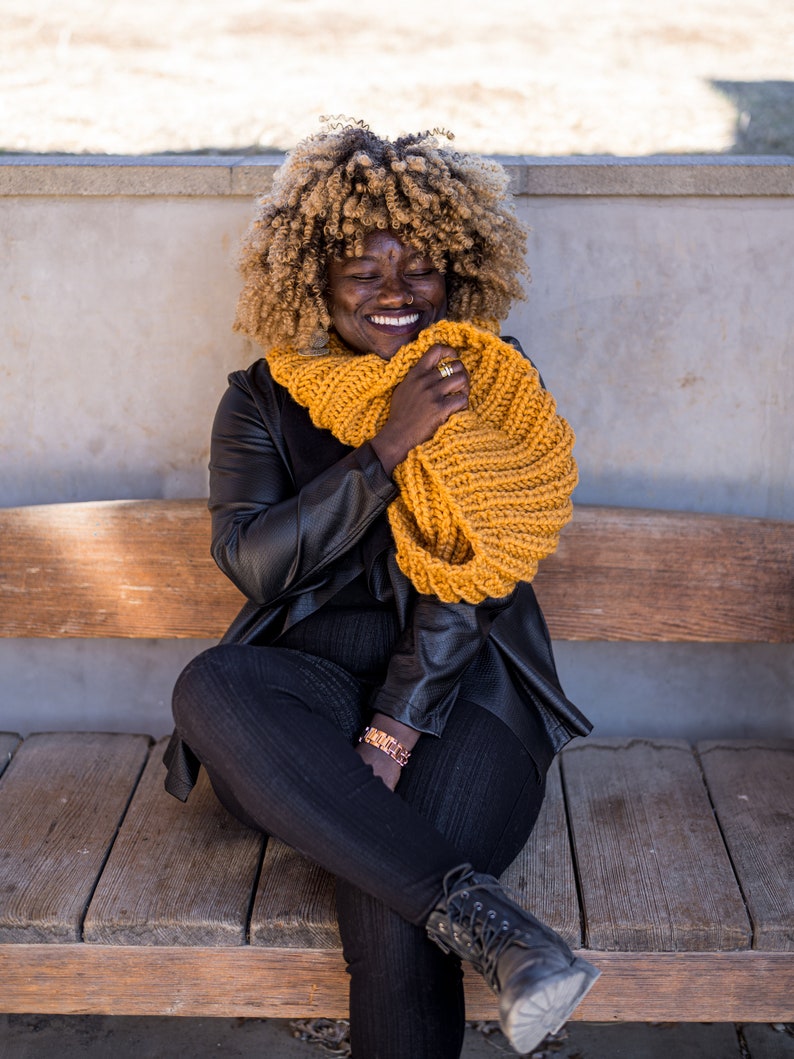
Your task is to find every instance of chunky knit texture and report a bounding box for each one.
[267,321,577,603]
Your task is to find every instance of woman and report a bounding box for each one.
[164,122,598,1058]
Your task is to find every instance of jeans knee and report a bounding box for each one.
[172,644,238,729]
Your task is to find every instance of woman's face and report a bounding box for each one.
[326,231,448,360]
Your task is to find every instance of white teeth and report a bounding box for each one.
[367,313,420,327]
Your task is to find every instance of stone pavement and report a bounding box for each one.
[5,0,794,157]
[1,1017,793,1059]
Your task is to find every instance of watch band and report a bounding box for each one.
[359,725,411,767]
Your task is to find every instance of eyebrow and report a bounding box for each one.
[340,253,432,267]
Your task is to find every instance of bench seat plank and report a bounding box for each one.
[0,733,150,942]
[251,840,339,948]
[0,733,21,778]
[85,739,264,945]
[562,738,751,951]
[698,739,794,951]
[501,755,581,947]
[0,944,790,1022]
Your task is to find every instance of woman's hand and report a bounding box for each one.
[370,344,469,476]
[355,741,405,791]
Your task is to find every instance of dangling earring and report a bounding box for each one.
[298,328,330,357]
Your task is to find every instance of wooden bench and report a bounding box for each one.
[0,499,792,1024]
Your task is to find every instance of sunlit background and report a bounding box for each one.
[3,0,794,156]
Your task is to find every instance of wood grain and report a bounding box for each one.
[1,500,791,641]
[0,732,150,942]
[534,505,794,643]
[698,739,794,951]
[467,951,794,1023]
[250,839,340,948]
[0,499,244,639]
[561,738,751,951]
[501,755,581,947]
[1,493,792,1021]
[0,944,790,1022]
[85,738,264,945]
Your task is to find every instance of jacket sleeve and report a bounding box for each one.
[373,336,543,734]
[370,588,516,736]
[209,370,398,606]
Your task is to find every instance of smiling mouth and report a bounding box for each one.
[366,312,421,328]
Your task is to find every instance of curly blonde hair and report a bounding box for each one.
[234,122,529,351]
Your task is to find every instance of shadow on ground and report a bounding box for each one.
[712,80,794,154]
[2,1015,794,1058]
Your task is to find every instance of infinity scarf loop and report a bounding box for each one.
[267,320,577,603]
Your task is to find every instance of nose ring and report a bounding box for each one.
[406,294,414,305]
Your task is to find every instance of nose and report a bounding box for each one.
[376,270,412,306]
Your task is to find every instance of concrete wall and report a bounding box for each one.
[2,156,792,739]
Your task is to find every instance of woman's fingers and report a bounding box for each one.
[371,344,471,472]
[421,344,469,397]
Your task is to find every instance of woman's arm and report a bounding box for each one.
[210,344,467,606]
[209,368,398,605]
[372,591,515,734]
[358,591,515,789]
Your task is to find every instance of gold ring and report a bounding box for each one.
[437,361,455,379]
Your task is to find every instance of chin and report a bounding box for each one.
[376,330,426,359]
[373,342,413,362]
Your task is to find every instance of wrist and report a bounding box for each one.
[369,712,421,751]
[370,428,409,477]
[358,725,412,767]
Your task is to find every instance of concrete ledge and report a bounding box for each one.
[2,155,793,198]
[516,156,794,197]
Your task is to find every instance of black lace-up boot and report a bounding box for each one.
[425,864,600,1056]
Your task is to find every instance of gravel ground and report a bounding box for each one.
[2,1015,794,1058]
[2,0,794,156]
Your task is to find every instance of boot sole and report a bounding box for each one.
[500,956,601,1055]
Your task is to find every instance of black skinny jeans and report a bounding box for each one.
[172,607,549,1059]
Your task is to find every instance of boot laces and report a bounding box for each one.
[439,871,527,986]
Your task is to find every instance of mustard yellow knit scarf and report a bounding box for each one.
[267,320,577,604]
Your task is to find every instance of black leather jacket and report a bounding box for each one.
[164,357,591,801]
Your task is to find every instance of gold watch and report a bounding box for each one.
[359,726,411,767]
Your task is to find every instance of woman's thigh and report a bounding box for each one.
[173,642,369,742]
[398,696,547,876]
[175,646,546,876]
[171,642,371,827]
[173,643,474,921]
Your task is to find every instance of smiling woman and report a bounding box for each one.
[232,122,527,355]
[165,121,596,1059]
[326,232,448,361]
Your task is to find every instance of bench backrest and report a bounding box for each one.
[0,500,792,643]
